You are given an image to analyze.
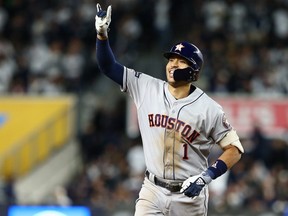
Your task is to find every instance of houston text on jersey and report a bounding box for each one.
[148,114,200,143]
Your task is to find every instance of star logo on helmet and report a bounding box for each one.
[175,43,185,51]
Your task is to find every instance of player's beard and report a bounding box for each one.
[167,81,192,100]
[168,79,191,88]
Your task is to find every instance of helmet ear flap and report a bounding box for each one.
[190,62,200,73]
[191,71,199,82]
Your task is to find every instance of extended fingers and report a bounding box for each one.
[107,5,112,18]
[96,4,112,18]
[96,3,102,13]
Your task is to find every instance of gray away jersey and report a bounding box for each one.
[121,67,232,180]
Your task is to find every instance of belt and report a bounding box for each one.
[145,170,183,192]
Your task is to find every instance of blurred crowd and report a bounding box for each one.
[0,0,288,96]
[0,0,288,215]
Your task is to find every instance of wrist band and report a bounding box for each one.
[207,159,228,179]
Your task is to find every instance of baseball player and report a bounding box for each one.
[95,4,244,216]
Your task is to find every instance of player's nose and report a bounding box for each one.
[170,59,180,68]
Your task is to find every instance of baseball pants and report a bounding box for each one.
[134,177,209,216]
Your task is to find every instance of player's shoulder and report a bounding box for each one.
[197,87,223,110]
[126,67,165,85]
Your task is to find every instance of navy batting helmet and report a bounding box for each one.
[164,42,204,72]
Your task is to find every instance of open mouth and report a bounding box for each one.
[169,69,175,78]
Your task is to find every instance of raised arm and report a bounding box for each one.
[95,4,124,86]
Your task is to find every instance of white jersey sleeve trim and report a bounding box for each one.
[219,130,244,153]
[120,66,128,92]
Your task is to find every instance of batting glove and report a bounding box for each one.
[180,171,212,198]
[95,3,112,37]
